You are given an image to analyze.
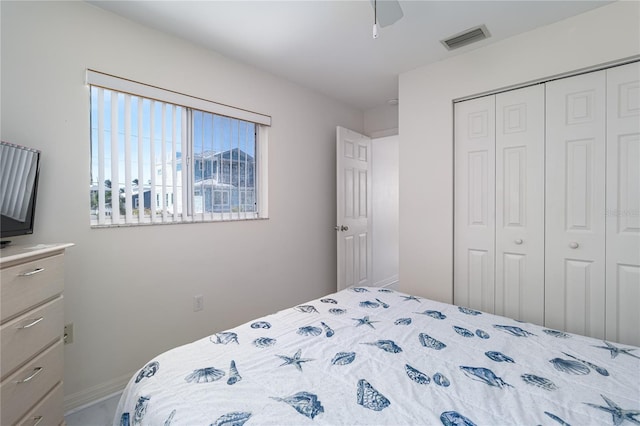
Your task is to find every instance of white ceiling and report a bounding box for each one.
[88,0,611,111]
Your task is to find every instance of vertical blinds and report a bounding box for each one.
[0,142,40,222]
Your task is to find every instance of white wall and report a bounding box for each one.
[372,135,399,288]
[399,1,640,303]
[1,1,363,409]
[364,103,398,138]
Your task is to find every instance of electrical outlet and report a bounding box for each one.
[64,323,74,344]
[193,295,204,312]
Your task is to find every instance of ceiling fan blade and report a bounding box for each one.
[370,0,404,28]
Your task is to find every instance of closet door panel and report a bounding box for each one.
[454,96,496,313]
[605,62,640,346]
[495,85,545,325]
[545,71,606,338]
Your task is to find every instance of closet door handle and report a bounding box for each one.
[569,242,579,249]
[514,239,523,245]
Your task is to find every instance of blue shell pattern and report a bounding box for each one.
[113,286,640,425]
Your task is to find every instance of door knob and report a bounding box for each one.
[514,239,523,245]
[341,225,349,231]
[569,242,579,249]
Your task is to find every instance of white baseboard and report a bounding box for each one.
[64,372,132,415]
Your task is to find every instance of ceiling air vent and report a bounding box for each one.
[441,25,490,51]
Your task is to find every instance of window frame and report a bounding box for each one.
[87,70,270,227]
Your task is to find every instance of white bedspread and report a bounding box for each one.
[114,287,640,425]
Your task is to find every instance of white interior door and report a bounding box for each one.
[605,62,640,346]
[454,96,496,312]
[495,85,545,325]
[545,70,606,339]
[336,127,372,291]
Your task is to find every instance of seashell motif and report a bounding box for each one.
[394,318,412,326]
[415,310,447,320]
[433,373,450,387]
[120,413,130,426]
[458,306,482,316]
[419,333,447,350]
[485,351,515,363]
[253,337,277,348]
[320,298,338,304]
[321,321,334,337]
[543,329,571,338]
[493,324,535,337]
[362,340,403,353]
[375,298,390,308]
[360,300,380,308]
[357,379,390,411]
[212,411,252,426]
[377,288,394,293]
[271,391,324,419]
[210,332,239,345]
[185,367,225,383]
[295,305,319,314]
[544,411,570,426]
[460,366,511,388]
[405,364,430,385]
[454,326,474,337]
[164,409,176,426]
[562,352,609,376]
[549,358,590,375]
[227,360,242,385]
[350,287,370,293]
[440,411,477,426]
[353,315,378,328]
[329,308,347,315]
[521,374,557,391]
[297,326,322,336]
[134,396,150,424]
[331,352,356,365]
[250,321,271,329]
[475,329,490,339]
[135,361,159,383]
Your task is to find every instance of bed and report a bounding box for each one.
[114,287,640,425]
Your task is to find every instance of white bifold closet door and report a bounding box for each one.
[454,96,496,314]
[454,86,544,323]
[544,71,607,339]
[605,63,640,346]
[495,85,545,325]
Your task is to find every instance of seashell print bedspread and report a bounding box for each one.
[114,287,640,425]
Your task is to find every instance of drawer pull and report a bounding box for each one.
[19,267,45,277]
[16,367,43,383]
[32,416,44,426]
[18,317,44,329]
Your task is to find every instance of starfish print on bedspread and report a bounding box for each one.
[353,316,379,329]
[584,394,640,425]
[400,295,421,302]
[593,341,640,360]
[276,349,314,372]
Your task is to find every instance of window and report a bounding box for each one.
[88,70,269,226]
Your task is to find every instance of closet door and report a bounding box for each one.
[454,96,495,312]
[605,62,640,346]
[545,71,606,339]
[495,85,545,325]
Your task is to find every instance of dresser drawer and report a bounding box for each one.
[1,340,63,426]
[16,381,64,426]
[1,254,65,322]
[1,297,63,379]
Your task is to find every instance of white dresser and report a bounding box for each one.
[1,243,73,426]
